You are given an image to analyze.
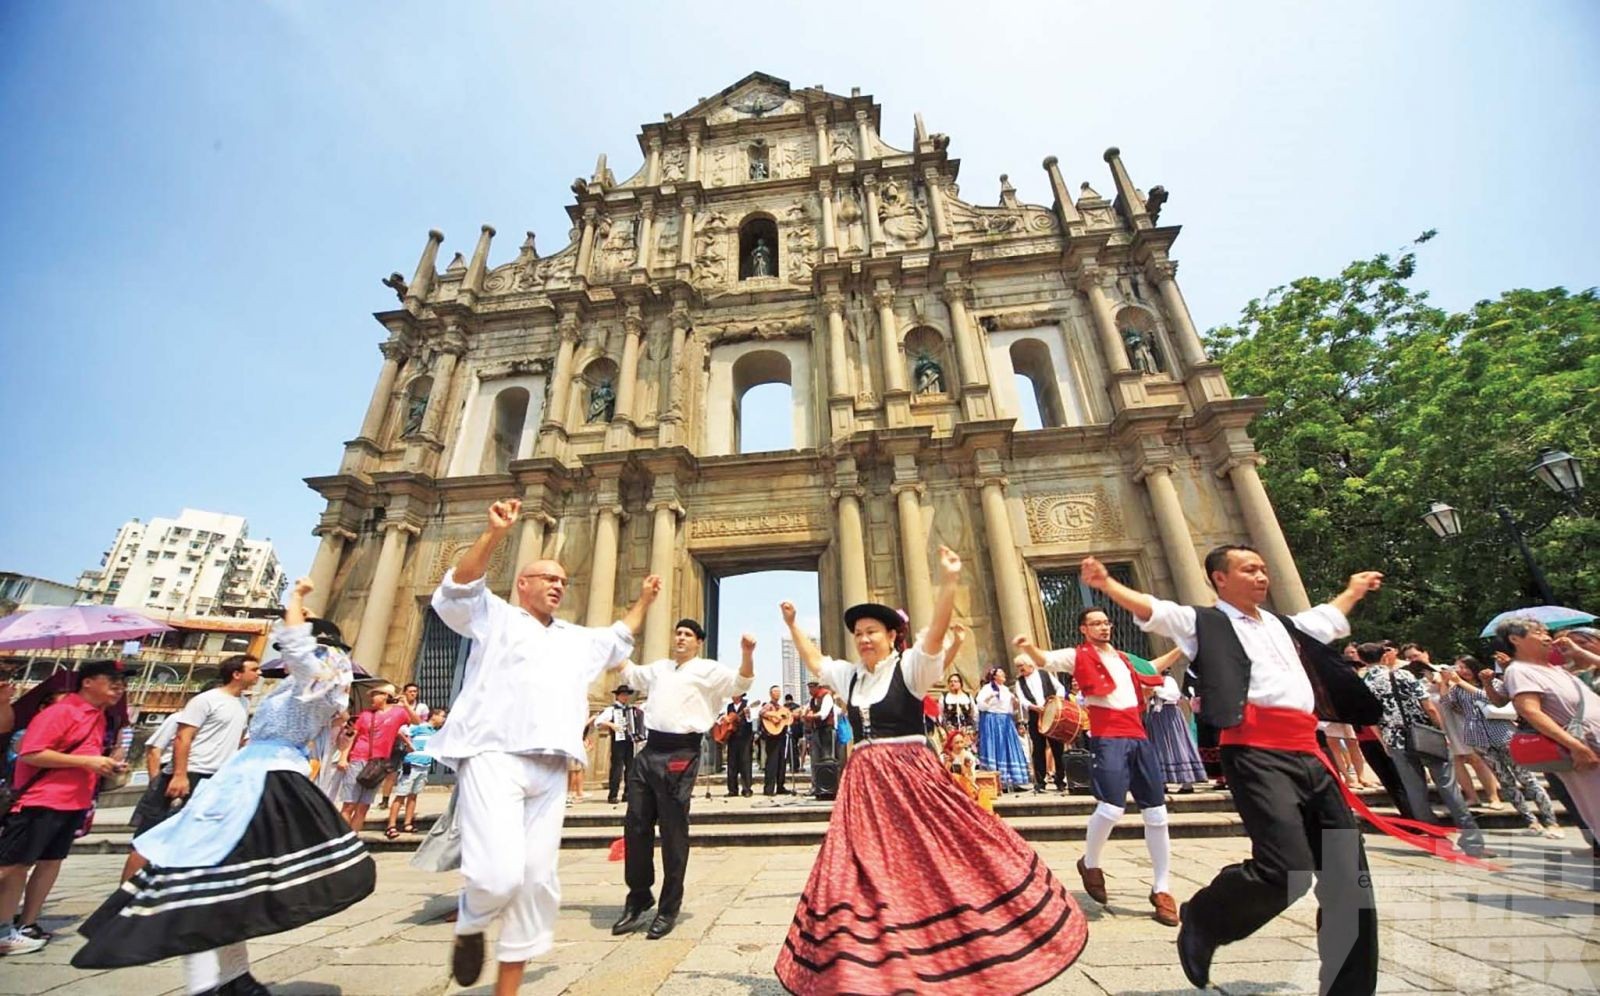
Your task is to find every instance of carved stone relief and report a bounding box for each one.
[431,538,510,587]
[689,508,815,539]
[878,178,929,246]
[1023,490,1125,543]
[835,186,866,255]
[654,213,680,267]
[830,127,857,163]
[661,147,687,183]
[692,210,729,289]
[596,217,637,279]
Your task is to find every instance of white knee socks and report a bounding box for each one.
[1142,805,1172,894]
[1083,801,1125,868]
[184,941,249,993]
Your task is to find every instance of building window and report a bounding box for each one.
[1009,339,1066,429]
[1038,563,1150,659]
[730,349,794,453]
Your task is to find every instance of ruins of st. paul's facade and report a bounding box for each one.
[305,73,1310,735]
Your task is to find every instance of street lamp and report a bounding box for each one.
[1421,447,1585,605]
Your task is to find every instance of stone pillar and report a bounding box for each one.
[538,315,580,456]
[305,527,354,616]
[862,174,886,254]
[419,327,467,439]
[357,341,405,441]
[813,113,830,167]
[687,131,701,183]
[893,481,933,625]
[941,279,985,389]
[576,208,599,279]
[1146,258,1210,371]
[922,167,950,246]
[614,305,644,425]
[824,291,850,398]
[817,179,836,251]
[351,522,416,673]
[854,109,872,162]
[833,483,869,610]
[642,495,683,663]
[511,510,555,581]
[1104,147,1151,231]
[585,497,624,627]
[634,200,655,273]
[1223,456,1311,612]
[1137,463,1211,605]
[646,135,662,186]
[1077,264,1132,374]
[677,194,696,269]
[977,471,1032,651]
[460,225,495,307]
[403,230,444,314]
[660,300,691,445]
[874,283,910,426]
[1041,156,1082,232]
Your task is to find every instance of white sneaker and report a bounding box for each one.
[0,928,46,956]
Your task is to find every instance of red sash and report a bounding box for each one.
[1221,704,1500,870]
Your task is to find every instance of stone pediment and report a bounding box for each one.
[679,72,839,125]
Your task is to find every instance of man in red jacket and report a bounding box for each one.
[1015,607,1180,926]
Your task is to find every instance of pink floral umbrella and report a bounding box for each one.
[0,605,174,651]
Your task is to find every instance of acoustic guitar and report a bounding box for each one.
[711,705,747,744]
[761,705,793,736]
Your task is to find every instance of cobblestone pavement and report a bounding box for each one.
[6,830,1599,994]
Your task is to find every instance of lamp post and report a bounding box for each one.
[1422,447,1584,605]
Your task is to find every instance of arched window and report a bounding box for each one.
[903,327,951,397]
[1009,339,1065,429]
[738,215,779,280]
[731,349,793,453]
[482,387,530,474]
[577,358,620,426]
[401,375,433,438]
[1116,307,1167,375]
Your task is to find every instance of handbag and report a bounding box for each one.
[0,724,102,827]
[1509,671,1588,773]
[1384,672,1449,761]
[353,722,392,789]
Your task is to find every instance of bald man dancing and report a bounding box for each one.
[428,499,660,996]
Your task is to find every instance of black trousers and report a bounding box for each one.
[1356,739,1412,821]
[607,739,635,802]
[624,745,699,916]
[761,733,788,794]
[789,731,804,772]
[725,735,753,795]
[1027,721,1065,789]
[1187,746,1378,996]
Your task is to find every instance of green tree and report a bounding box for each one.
[1206,234,1599,653]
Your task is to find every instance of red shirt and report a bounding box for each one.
[11,695,108,812]
[348,706,409,763]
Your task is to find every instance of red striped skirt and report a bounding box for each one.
[774,740,1087,994]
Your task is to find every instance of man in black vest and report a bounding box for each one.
[1013,654,1066,792]
[1083,546,1385,995]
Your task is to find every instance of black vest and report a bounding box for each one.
[1190,606,1381,730]
[847,655,926,739]
[1017,669,1061,705]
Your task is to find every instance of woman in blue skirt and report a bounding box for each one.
[975,666,1031,789]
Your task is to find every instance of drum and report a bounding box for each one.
[1038,696,1087,744]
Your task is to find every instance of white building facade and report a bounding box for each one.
[78,509,286,615]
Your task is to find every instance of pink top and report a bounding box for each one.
[348,705,409,763]
[11,695,107,812]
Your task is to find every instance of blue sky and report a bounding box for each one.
[2,3,1597,689]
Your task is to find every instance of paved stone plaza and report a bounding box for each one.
[7,830,1599,995]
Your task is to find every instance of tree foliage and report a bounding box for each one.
[1205,234,1599,654]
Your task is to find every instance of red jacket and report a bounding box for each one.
[1073,643,1164,699]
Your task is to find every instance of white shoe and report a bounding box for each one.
[0,928,45,956]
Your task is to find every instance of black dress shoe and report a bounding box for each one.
[1175,903,1214,989]
[645,912,677,939]
[221,973,272,996]
[451,932,485,986]
[611,904,652,935]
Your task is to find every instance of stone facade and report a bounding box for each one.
[305,73,1310,734]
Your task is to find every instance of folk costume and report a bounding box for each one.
[595,690,644,804]
[774,603,1086,995]
[974,680,1030,788]
[73,622,373,993]
[614,621,752,936]
[1146,675,1208,787]
[1039,642,1176,922]
[1015,667,1067,791]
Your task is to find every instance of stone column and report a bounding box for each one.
[854,109,872,162]
[687,131,701,183]
[614,306,644,425]
[875,283,910,426]
[824,291,850,398]
[403,230,444,314]
[585,498,624,627]
[813,113,830,167]
[576,208,599,279]
[1137,463,1211,605]
[893,482,933,625]
[978,472,1032,649]
[357,341,406,441]
[419,327,467,439]
[511,509,555,578]
[1041,156,1082,232]
[862,174,885,254]
[833,485,869,609]
[642,496,683,663]
[817,179,836,250]
[545,315,580,429]
[1076,264,1132,374]
[1146,258,1210,371]
[941,279,985,389]
[1223,456,1311,612]
[351,522,416,674]
[460,225,495,307]
[635,200,655,273]
[677,194,696,268]
[646,135,662,186]
[305,526,354,616]
[922,167,950,245]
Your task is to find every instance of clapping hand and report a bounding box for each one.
[488,499,522,531]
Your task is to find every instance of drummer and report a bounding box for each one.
[1014,652,1068,793]
[1014,608,1183,927]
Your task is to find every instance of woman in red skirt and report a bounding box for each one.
[774,546,1087,995]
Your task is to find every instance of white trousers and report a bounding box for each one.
[184,941,249,993]
[455,751,568,962]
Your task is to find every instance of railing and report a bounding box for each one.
[6,647,229,712]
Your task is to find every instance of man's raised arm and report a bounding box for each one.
[618,575,663,635]
[454,499,520,585]
[1081,556,1154,622]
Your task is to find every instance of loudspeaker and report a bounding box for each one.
[1063,749,1093,794]
[812,759,840,800]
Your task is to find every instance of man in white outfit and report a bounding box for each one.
[429,499,660,996]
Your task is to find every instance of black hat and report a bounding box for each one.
[675,618,706,641]
[77,659,136,680]
[844,602,906,633]
[806,679,820,687]
[613,685,635,695]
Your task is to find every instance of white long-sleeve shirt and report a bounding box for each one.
[616,657,753,735]
[1138,597,1350,715]
[975,682,1018,715]
[426,570,636,766]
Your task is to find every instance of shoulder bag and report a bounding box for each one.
[355,721,393,789]
[1385,673,1449,761]
[0,724,101,827]
[1509,671,1589,773]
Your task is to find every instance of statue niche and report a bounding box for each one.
[587,379,616,423]
[914,352,946,395]
[402,375,433,437]
[738,215,780,280]
[1117,310,1167,376]
[747,140,769,181]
